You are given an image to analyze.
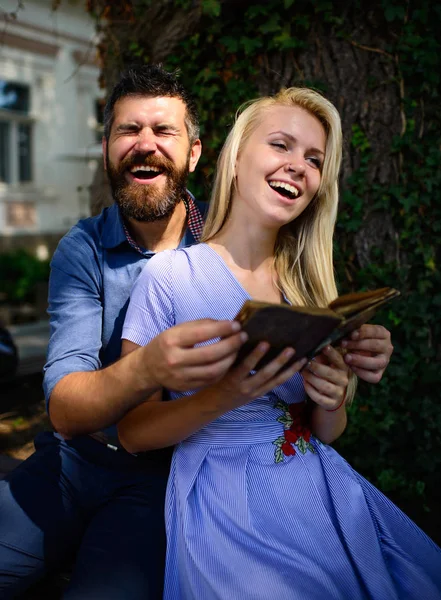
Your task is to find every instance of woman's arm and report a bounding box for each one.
[117,338,231,452]
[118,340,307,453]
[302,345,349,444]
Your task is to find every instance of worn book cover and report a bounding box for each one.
[234,287,400,368]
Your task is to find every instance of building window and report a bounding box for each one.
[0,121,11,183]
[6,201,36,227]
[0,80,33,184]
[18,123,32,182]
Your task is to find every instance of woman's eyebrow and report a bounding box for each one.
[269,130,325,156]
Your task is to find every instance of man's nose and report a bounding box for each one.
[135,129,157,153]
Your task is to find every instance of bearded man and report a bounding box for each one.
[0,65,394,600]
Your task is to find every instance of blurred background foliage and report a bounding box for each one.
[67,0,441,538]
[0,250,50,304]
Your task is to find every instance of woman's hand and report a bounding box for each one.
[213,342,307,408]
[302,345,349,411]
[341,324,393,384]
[303,346,350,444]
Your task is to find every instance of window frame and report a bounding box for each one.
[0,108,35,187]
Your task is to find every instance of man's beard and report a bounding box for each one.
[107,151,190,223]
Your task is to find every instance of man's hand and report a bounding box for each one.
[134,319,248,392]
[341,324,393,384]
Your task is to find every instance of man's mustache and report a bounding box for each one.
[118,153,173,174]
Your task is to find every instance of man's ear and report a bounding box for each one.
[188,139,202,173]
[102,137,107,171]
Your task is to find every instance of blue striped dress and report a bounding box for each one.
[122,243,441,600]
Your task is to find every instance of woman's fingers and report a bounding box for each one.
[302,368,343,397]
[231,344,306,398]
[302,379,340,409]
[302,346,348,408]
[241,347,306,396]
[306,347,347,385]
[249,346,296,382]
[321,345,346,369]
[232,342,272,378]
[302,370,346,410]
[253,357,307,397]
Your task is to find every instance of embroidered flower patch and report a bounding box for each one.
[272,400,315,463]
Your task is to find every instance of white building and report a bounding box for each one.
[0,0,102,256]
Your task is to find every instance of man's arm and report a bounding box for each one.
[49,320,246,438]
[45,232,246,438]
[342,324,393,384]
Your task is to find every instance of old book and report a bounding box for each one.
[234,287,400,368]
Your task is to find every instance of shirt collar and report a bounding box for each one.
[101,203,127,250]
[101,192,204,254]
[185,191,205,242]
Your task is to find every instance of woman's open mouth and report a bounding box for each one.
[268,180,300,200]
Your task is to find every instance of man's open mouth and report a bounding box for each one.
[129,165,164,180]
[268,180,299,200]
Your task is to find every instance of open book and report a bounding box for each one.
[234,287,400,368]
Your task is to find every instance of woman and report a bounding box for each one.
[119,88,441,599]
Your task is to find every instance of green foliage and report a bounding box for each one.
[333,0,441,508]
[88,0,441,534]
[163,0,345,198]
[0,250,50,304]
[201,0,221,17]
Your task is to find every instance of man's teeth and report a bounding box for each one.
[269,181,299,197]
[130,166,161,173]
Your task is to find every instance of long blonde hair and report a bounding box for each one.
[202,88,357,402]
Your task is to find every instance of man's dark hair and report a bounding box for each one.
[103,64,200,143]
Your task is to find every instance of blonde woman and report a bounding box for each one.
[119,88,441,599]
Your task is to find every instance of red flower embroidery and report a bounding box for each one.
[281,441,296,456]
[284,429,298,443]
[274,400,315,462]
[302,429,311,442]
[290,423,304,437]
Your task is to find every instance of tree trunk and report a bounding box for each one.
[87,2,405,267]
[257,10,402,271]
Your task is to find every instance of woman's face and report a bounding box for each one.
[234,104,326,229]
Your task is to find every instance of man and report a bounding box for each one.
[0,65,393,600]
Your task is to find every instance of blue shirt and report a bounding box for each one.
[43,201,205,410]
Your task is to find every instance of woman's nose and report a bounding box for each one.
[285,157,305,176]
